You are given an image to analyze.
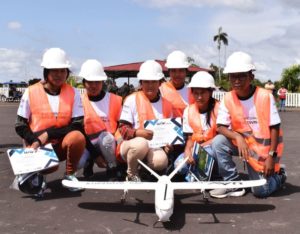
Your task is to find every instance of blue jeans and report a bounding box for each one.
[279,99,286,111]
[174,145,215,176]
[212,134,283,198]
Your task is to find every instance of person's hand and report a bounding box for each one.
[38,132,48,145]
[30,141,40,150]
[235,134,251,161]
[95,156,107,168]
[185,153,195,165]
[264,156,275,177]
[135,129,153,140]
[163,144,173,154]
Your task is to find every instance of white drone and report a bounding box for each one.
[62,158,266,222]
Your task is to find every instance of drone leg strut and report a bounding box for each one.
[121,189,128,203]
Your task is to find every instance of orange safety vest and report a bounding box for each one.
[135,91,173,129]
[29,82,74,136]
[82,92,122,139]
[188,101,219,146]
[160,81,194,117]
[115,91,173,162]
[224,87,284,172]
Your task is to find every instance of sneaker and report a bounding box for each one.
[209,188,246,199]
[35,180,47,198]
[278,167,287,186]
[126,174,141,182]
[63,174,84,192]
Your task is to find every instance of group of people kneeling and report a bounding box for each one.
[14,48,286,199]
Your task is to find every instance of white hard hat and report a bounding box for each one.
[137,60,164,81]
[223,51,256,74]
[165,50,190,69]
[79,59,107,81]
[40,48,71,69]
[188,71,216,89]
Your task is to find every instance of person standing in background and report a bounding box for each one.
[277,85,288,112]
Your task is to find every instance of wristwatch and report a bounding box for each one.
[268,151,278,158]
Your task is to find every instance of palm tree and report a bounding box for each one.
[213,27,228,82]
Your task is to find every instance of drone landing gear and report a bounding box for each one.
[121,189,128,204]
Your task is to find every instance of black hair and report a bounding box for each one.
[43,68,71,80]
[206,96,216,127]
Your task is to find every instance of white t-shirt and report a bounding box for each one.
[176,85,189,105]
[17,87,84,119]
[119,93,164,129]
[89,92,111,125]
[217,92,280,132]
[182,106,209,134]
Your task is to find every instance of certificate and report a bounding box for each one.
[144,117,185,148]
[7,144,59,175]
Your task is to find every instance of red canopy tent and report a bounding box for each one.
[104,60,213,83]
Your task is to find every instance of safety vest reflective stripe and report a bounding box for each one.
[82,92,122,138]
[188,101,219,143]
[29,82,74,133]
[135,91,173,129]
[160,81,194,117]
[224,87,284,172]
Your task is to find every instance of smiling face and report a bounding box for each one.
[141,80,160,101]
[169,68,186,88]
[192,88,212,112]
[228,71,254,97]
[84,80,103,97]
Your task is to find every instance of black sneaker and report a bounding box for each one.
[279,167,287,186]
[83,159,94,179]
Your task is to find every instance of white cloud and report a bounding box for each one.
[254,62,271,72]
[134,0,259,11]
[0,48,40,83]
[279,0,300,9]
[210,5,300,45]
[7,21,22,30]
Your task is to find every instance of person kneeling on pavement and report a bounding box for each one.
[174,71,219,181]
[117,60,174,182]
[15,48,86,196]
[77,59,122,181]
[209,51,286,199]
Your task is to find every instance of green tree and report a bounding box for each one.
[67,75,82,88]
[280,64,300,92]
[210,63,230,90]
[213,27,228,81]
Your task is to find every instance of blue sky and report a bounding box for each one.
[1,0,300,85]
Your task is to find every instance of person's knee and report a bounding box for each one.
[64,131,86,148]
[99,131,115,148]
[252,186,270,198]
[212,134,228,150]
[146,149,168,171]
[152,155,168,171]
[131,137,149,155]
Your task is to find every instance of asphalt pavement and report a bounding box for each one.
[0,103,299,234]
